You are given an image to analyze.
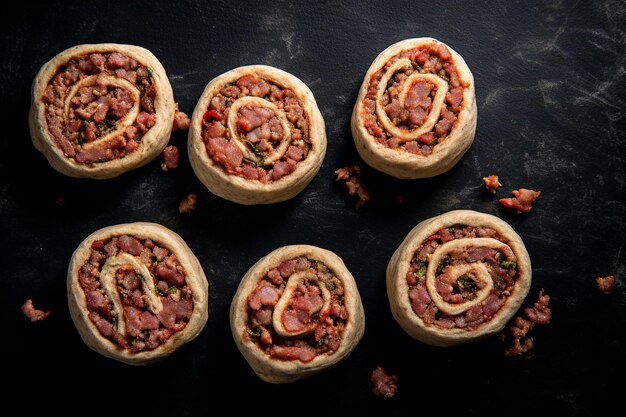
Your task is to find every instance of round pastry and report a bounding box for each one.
[29,43,175,179]
[230,245,364,383]
[351,37,477,179]
[387,210,531,346]
[68,222,208,365]
[188,65,327,204]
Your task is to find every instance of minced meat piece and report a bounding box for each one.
[499,188,541,213]
[502,289,551,357]
[596,275,616,295]
[335,165,371,208]
[179,193,197,214]
[371,366,399,398]
[483,175,501,194]
[161,145,179,171]
[22,299,52,322]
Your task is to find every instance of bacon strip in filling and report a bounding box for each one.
[41,52,157,164]
[245,257,348,362]
[202,75,311,182]
[361,42,468,156]
[406,225,519,329]
[78,235,194,352]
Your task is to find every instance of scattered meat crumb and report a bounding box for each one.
[397,194,405,204]
[483,175,501,194]
[499,188,541,213]
[21,299,52,322]
[172,103,191,132]
[503,289,551,357]
[161,145,179,171]
[335,165,371,208]
[524,289,551,325]
[503,319,536,357]
[179,193,197,214]
[596,275,616,295]
[371,366,398,399]
[55,196,65,206]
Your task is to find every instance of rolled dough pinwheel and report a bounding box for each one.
[29,43,175,179]
[68,223,208,365]
[230,245,364,383]
[351,38,477,179]
[188,65,327,204]
[387,210,531,346]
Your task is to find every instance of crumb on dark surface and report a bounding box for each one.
[172,103,191,132]
[21,299,51,322]
[482,175,501,194]
[55,196,65,206]
[335,165,370,208]
[371,366,398,398]
[499,188,541,214]
[596,275,616,295]
[179,193,197,214]
[503,289,551,357]
[161,145,180,171]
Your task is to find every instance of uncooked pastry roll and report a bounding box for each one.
[351,38,477,179]
[29,43,175,179]
[68,223,208,365]
[230,245,364,383]
[387,210,531,346]
[188,65,327,204]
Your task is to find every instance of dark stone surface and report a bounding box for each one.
[1,0,624,414]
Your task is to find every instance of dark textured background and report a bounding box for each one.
[1,0,624,414]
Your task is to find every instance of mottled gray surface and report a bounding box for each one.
[1,0,624,414]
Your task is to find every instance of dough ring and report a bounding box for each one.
[68,222,208,364]
[351,38,477,179]
[230,245,364,383]
[387,210,531,346]
[188,65,326,204]
[29,43,175,179]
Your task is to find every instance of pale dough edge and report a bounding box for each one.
[188,65,327,205]
[230,245,365,383]
[351,37,477,179]
[67,222,209,365]
[386,210,531,347]
[29,43,175,179]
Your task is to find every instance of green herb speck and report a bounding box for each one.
[447,223,467,231]
[436,256,451,275]
[499,261,517,269]
[246,327,261,338]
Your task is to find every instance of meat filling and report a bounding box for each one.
[244,257,347,362]
[361,42,468,155]
[406,225,519,329]
[41,52,157,164]
[202,75,311,182]
[78,235,194,352]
